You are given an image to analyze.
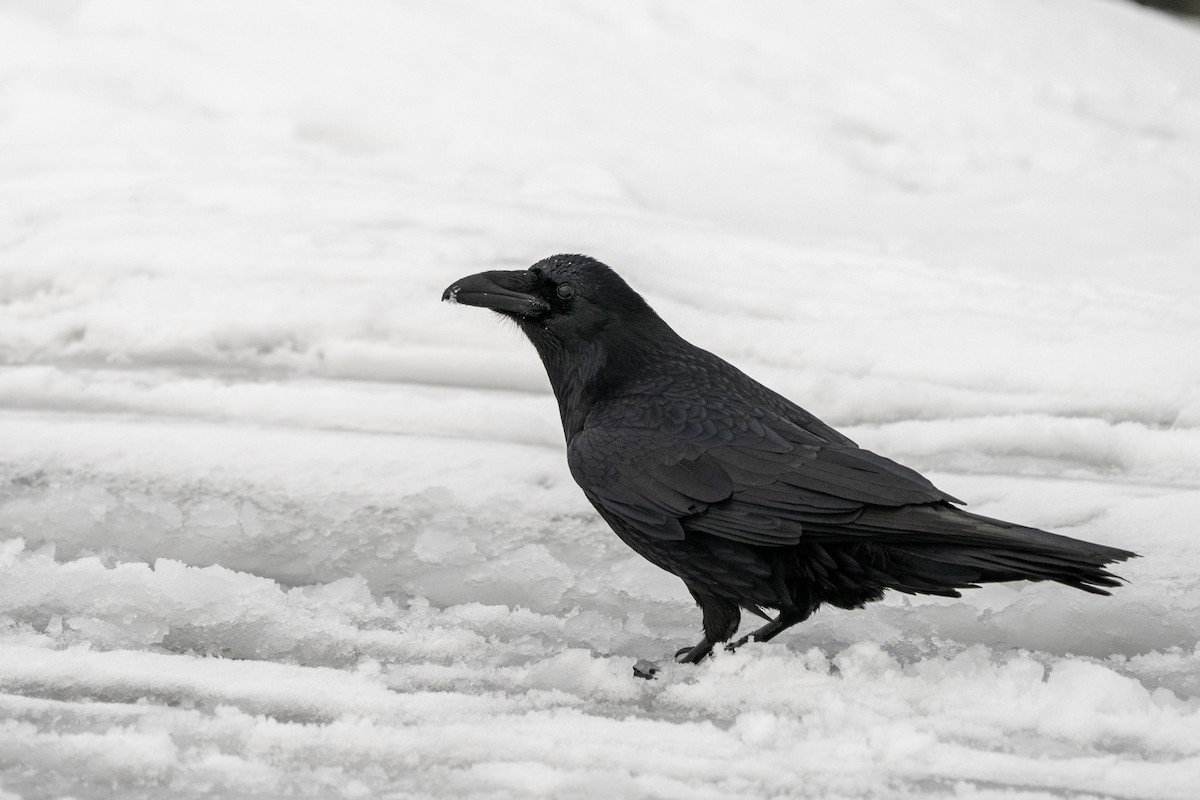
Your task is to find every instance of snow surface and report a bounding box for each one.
[2,0,1200,797]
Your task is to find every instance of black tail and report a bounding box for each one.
[807,503,1137,597]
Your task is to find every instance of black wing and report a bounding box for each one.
[568,392,956,548]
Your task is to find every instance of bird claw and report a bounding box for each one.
[632,659,660,680]
[724,634,751,653]
[674,640,716,664]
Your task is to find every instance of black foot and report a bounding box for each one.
[723,613,801,654]
[724,634,752,653]
[674,636,715,664]
[632,659,659,680]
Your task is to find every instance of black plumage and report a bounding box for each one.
[442,254,1136,665]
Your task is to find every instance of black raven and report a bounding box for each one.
[442,254,1136,666]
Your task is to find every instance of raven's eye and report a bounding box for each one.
[556,283,576,300]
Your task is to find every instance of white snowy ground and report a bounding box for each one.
[1,0,1199,797]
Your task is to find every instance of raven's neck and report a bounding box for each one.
[526,321,681,443]
[538,338,609,442]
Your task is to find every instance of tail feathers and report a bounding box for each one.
[883,544,1126,596]
[807,502,1136,597]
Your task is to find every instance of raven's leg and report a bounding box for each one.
[674,636,715,664]
[725,608,809,652]
[676,592,740,664]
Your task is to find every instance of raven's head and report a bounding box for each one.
[444,254,676,437]
[441,254,660,348]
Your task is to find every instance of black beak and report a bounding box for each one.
[442,270,549,317]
